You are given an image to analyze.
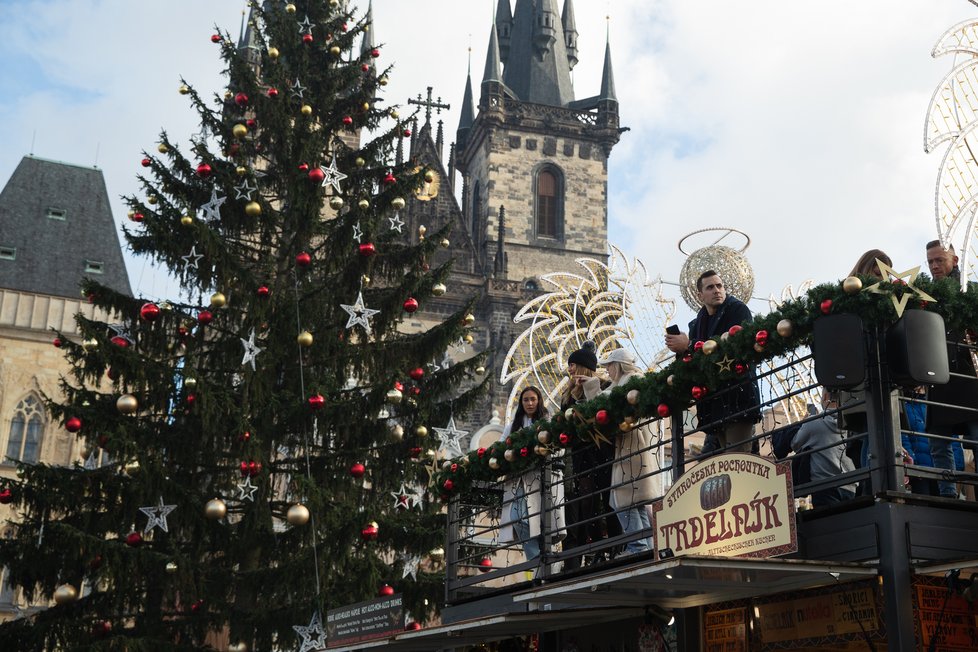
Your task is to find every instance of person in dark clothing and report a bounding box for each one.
[924,240,978,498]
[666,270,761,453]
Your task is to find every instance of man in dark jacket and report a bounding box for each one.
[924,240,978,498]
[666,270,761,452]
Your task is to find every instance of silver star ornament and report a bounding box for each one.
[340,292,380,334]
[241,329,263,370]
[139,496,177,534]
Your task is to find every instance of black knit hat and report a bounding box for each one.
[567,340,598,371]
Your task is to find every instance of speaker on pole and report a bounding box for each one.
[887,310,949,385]
[814,314,866,389]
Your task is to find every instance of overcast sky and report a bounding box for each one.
[2,0,977,324]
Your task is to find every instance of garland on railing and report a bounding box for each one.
[434,272,978,497]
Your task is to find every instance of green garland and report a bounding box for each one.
[434,274,978,497]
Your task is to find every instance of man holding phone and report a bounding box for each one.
[665,270,761,453]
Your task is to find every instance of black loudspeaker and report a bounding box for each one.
[887,310,949,385]
[814,314,866,389]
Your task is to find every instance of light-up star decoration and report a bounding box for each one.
[139,497,177,534]
[391,483,425,510]
[388,211,404,233]
[432,416,468,459]
[199,187,226,223]
[181,245,204,270]
[340,292,380,334]
[297,15,314,35]
[233,180,258,201]
[237,476,259,502]
[293,611,327,652]
[319,156,347,194]
[240,329,263,370]
[864,259,937,318]
[352,222,362,243]
[400,553,423,580]
[108,322,134,345]
[291,77,307,100]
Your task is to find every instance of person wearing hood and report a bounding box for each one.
[582,348,661,555]
[790,391,857,507]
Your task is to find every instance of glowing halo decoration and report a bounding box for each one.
[499,244,677,425]
[677,228,754,311]
[925,14,978,290]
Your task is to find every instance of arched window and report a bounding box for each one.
[471,181,482,240]
[535,166,563,239]
[6,395,45,464]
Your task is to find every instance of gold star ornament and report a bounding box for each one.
[864,259,937,318]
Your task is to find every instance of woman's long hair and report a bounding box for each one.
[849,249,891,278]
[511,385,548,434]
[561,366,596,407]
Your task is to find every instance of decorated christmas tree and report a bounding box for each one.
[0,1,485,649]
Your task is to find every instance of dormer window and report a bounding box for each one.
[0,246,14,260]
[84,260,104,274]
[46,207,67,220]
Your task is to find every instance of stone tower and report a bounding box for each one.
[401,0,622,439]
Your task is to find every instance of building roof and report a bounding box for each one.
[0,156,131,298]
[501,0,575,107]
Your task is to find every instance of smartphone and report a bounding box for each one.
[666,324,681,335]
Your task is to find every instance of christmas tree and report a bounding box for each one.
[0,1,486,649]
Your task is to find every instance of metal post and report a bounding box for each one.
[863,328,907,495]
[670,413,686,481]
[876,503,917,651]
[538,462,553,580]
[445,496,460,605]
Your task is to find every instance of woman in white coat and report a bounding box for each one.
[498,386,565,561]
[582,348,660,555]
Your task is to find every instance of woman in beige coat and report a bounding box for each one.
[582,348,659,554]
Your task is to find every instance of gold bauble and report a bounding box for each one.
[503,449,515,462]
[463,334,474,345]
[157,143,168,154]
[441,460,452,471]
[82,338,99,352]
[286,503,310,525]
[355,157,366,167]
[329,196,344,210]
[534,445,549,456]
[537,431,550,444]
[390,110,399,120]
[53,584,78,605]
[488,457,500,470]
[701,339,717,356]
[184,377,198,390]
[284,3,296,13]
[232,123,248,139]
[358,199,370,210]
[619,421,633,433]
[463,313,476,326]
[124,460,140,475]
[429,546,445,561]
[329,46,342,56]
[166,561,178,574]
[205,498,227,520]
[179,84,190,95]
[431,283,447,296]
[414,425,428,438]
[300,104,312,116]
[147,195,158,205]
[180,214,193,226]
[386,388,403,403]
[754,343,765,353]
[224,90,233,100]
[720,331,730,342]
[424,170,435,183]
[627,389,640,405]
[116,394,138,415]
[267,46,279,59]
[210,292,227,308]
[564,408,575,420]
[843,276,863,295]
[440,238,450,248]
[391,197,406,210]
[475,366,485,374]
[418,225,427,235]
[390,424,404,441]
[666,375,675,386]
[244,201,262,217]
[378,75,389,86]
[236,166,248,176]
[776,319,793,338]
[297,331,314,347]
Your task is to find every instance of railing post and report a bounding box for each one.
[538,461,553,580]
[445,495,460,605]
[863,327,907,495]
[670,413,686,481]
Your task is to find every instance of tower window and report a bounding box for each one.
[5,395,45,465]
[85,260,104,274]
[472,181,482,239]
[46,207,67,220]
[0,246,14,260]
[535,167,562,239]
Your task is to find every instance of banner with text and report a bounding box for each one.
[326,594,403,647]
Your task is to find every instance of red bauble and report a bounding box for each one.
[267,87,279,98]
[558,432,571,445]
[595,409,610,425]
[131,212,144,222]
[371,48,380,58]
[350,462,366,478]
[197,310,213,325]
[110,335,130,347]
[239,431,251,442]
[196,163,212,178]
[402,297,419,313]
[693,341,704,352]
[405,622,422,631]
[257,285,270,298]
[378,584,395,597]
[248,461,261,477]
[246,118,257,128]
[93,621,112,637]
[383,172,396,184]
[442,479,454,491]
[185,393,197,406]
[0,489,12,504]
[393,381,404,392]
[298,163,309,172]
[682,354,692,363]
[302,33,314,44]
[409,367,424,381]
[53,337,62,348]
[450,463,458,472]
[308,393,325,410]
[735,363,747,375]
[477,447,486,458]
[478,558,493,572]
[234,92,248,107]
[361,63,370,72]
[125,531,143,547]
[755,330,768,344]
[520,447,529,457]
[210,34,221,43]
[191,599,204,613]
[308,167,325,183]
[728,324,743,336]
[342,116,353,126]
[409,447,422,458]
[177,326,189,338]
[296,252,312,267]
[239,461,249,477]
[410,387,420,396]
[361,523,379,541]
[65,417,82,433]
[820,299,833,314]
[358,242,376,257]
[691,386,706,400]
[140,302,161,322]
[657,403,670,418]
[140,157,151,167]
[403,129,412,137]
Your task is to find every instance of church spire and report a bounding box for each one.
[562,0,579,70]
[599,30,616,102]
[500,0,574,107]
[456,53,476,152]
[495,0,513,64]
[360,0,376,60]
[483,22,503,85]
